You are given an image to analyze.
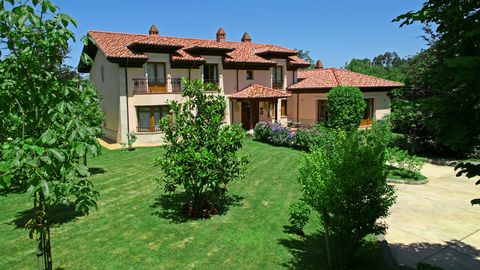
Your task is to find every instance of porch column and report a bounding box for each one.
[249,100,253,130]
[275,100,278,122]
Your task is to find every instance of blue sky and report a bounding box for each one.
[59,0,426,68]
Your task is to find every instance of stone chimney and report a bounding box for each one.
[315,60,324,69]
[216,27,226,42]
[241,32,251,42]
[149,24,159,35]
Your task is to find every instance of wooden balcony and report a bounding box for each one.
[171,78,182,93]
[204,78,219,85]
[133,78,167,94]
[272,80,283,89]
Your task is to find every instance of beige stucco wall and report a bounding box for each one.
[90,50,120,142]
[288,91,391,127]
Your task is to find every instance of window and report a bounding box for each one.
[317,100,328,123]
[147,62,166,84]
[203,64,218,84]
[360,98,375,126]
[272,66,283,89]
[246,70,254,80]
[281,100,287,116]
[363,98,375,120]
[137,106,169,132]
[101,66,105,82]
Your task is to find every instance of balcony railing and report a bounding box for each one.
[272,80,283,89]
[133,78,167,93]
[204,78,219,85]
[137,126,161,132]
[171,78,182,93]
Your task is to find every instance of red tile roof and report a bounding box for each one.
[81,30,310,69]
[289,68,404,90]
[229,84,291,99]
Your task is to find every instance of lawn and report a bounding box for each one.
[0,140,392,269]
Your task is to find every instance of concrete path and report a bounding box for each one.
[385,163,480,269]
[97,137,162,150]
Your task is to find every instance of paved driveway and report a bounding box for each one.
[385,163,480,269]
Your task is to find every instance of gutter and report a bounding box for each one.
[124,60,130,135]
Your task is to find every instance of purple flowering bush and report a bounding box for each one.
[254,122,295,146]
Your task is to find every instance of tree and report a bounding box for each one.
[327,86,366,132]
[155,79,249,218]
[394,0,480,154]
[295,48,315,69]
[395,0,480,204]
[0,1,103,269]
[298,129,396,267]
[344,52,408,83]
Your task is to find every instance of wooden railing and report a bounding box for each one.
[137,126,161,132]
[171,78,182,93]
[272,80,283,89]
[133,78,167,93]
[204,78,219,85]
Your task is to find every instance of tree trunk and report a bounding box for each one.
[323,211,332,270]
[34,192,53,270]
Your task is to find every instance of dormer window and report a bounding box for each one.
[246,70,254,80]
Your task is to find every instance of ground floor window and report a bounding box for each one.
[137,105,169,132]
[317,99,328,123]
[281,100,287,117]
[361,98,375,126]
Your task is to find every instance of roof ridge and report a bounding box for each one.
[331,68,340,85]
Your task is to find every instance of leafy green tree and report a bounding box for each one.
[295,48,315,69]
[394,0,480,153]
[0,1,103,269]
[327,86,366,132]
[344,52,408,83]
[298,129,396,267]
[395,0,480,203]
[155,79,249,217]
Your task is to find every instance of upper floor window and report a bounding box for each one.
[147,62,166,84]
[204,64,218,84]
[272,66,283,89]
[246,70,254,80]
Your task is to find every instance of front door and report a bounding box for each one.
[241,101,251,130]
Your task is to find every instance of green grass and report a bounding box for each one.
[387,166,427,181]
[0,140,393,269]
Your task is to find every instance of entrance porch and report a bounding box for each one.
[229,84,290,130]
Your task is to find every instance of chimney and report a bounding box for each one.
[241,32,251,42]
[216,27,226,42]
[149,24,159,35]
[315,60,324,69]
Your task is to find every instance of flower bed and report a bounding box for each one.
[253,122,323,151]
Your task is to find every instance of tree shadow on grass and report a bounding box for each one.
[88,167,107,176]
[10,204,84,229]
[279,232,398,270]
[150,192,244,224]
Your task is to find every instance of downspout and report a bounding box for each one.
[296,92,300,123]
[124,60,130,134]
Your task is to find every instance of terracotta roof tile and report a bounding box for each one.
[289,68,404,90]
[229,84,291,99]
[84,30,301,67]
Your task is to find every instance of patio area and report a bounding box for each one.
[385,163,480,269]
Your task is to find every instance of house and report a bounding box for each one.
[78,25,403,144]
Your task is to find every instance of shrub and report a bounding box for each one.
[298,130,396,267]
[121,131,137,151]
[253,121,273,142]
[385,146,424,179]
[156,79,249,218]
[327,86,366,132]
[288,200,311,234]
[293,128,323,151]
[253,122,294,146]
